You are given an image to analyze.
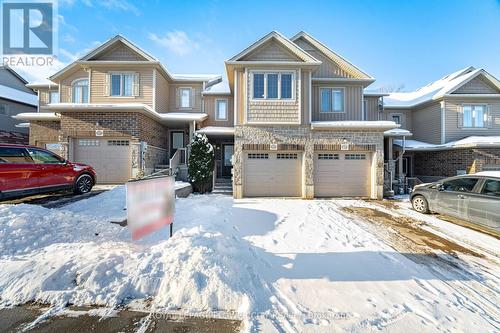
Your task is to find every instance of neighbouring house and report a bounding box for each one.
[18,31,400,198]
[0,66,37,144]
[382,66,500,191]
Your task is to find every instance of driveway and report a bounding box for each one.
[0,188,498,332]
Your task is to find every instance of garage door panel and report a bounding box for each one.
[314,152,371,197]
[244,151,302,197]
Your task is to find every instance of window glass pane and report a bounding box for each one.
[281,73,292,99]
[0,147,31,163]
[463,105,472,127]
[332,89,343,112]
[392,115,401,124]
[253,73,264,98]
[224,145,233,166]
[442,178,479,192]
[216,100,227,119]
[49,91,59,103]
[72,86,81,103]
[27,149,63,164]
[172,132,184,149]
[122,74,133,96]
[481,180,500,197]
[81,86,88,103]
[111,74,121,96]
[180,88,190,107]
[267,73,278,98]
[320,88,331,112]
[474,105,485,127]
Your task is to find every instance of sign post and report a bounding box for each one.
[126,176,175,240]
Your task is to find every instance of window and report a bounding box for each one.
[107,140,129,146]
[224,145,233,166]
[248,153,268,159]
[463,105,486,128]
[72,79,88,103]
[27,148,64,164]
[49,91,59,103]
[78,139,100,146]
[111,73,135,97]
[252,72,294,100]
[441,178,479,192]
[216,99,228,120]
[480,179,500,197]
[320,88,344,112]
[179,88,191,108]
[0,104,8,116]
[318,153,339,160]
[0,147,31,163]
[345,154,366,160]
[392,114,401,125]
[277,153,298,159]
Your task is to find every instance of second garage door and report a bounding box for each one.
[314,152,371,197]
[74,138,131,184]
[244,151,302,197]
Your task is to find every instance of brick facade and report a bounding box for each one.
[412,148,500,180]
[29,121,61,145]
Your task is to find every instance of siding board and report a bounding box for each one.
[411,102,441,144]
[311,84,362,121]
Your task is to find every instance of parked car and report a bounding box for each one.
[0,144,96,200]
[410,172,500,229]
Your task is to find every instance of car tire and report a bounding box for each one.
[74,174,93,194]
[412,195,429,214]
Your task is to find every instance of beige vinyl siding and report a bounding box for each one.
[38,88,57,106]
[312,84,362,121]
[91,42,146,61]
[60,68,88,103]
[364,96,381,121]
[236,69,245,125]
[294,37,354,79]
[379,108,413,131]
[90,67,153,107]
[246,69,300,124]
[241,40,300,61]
[168,83,203,112]
[155,71,169,113]
[444,98,500,142]
[301,70,311,124]
[203,95,234,127]
[411,102,442,144]
[452,77,498,94]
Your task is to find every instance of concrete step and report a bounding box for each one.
[212,189,233,195]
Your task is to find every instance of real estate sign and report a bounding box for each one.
[126,176,175,240]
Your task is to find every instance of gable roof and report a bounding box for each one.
[0,65,29,85]
[290,31,373,80]
[385,66,500,108]
[227,31,321,64]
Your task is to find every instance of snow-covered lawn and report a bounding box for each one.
[0,187,498,332]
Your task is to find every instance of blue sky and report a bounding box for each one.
[32,0,500,90]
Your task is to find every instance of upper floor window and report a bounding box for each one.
[216,99,228,120]
[252,72,294,100]
[463,104,486,128]
[72,79,88,103]
[111,73,135,97]
[320,88,344,113]
[179,88,192,108]
[392,114,401,124]
[49,91,59,103]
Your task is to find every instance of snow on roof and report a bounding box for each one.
[311,121,399,130]
[0,85,37,106]
[394,136,500,151]
[202,80,231,95]
[363,89,389,97]
[384,128,412,137]
[159,112,208,122]
[13,112,60,121]
[171,73,221,81]
[384,67,497,108]
[196,126,234,135]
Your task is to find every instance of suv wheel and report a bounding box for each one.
[412,195,429,214]
[74,174,93,194]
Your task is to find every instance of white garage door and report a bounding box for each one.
[244,151,302,197]
[314,152,371,197]
[74,139,131,184]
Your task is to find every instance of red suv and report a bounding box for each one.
[0,144,96,200]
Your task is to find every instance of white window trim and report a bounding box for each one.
[319,87,345,113]
[71,78,89,104]
[179,87,192,109]
[249,70,296,102]
[390,113,403,125]
[215,98,228,121]
[461,104,488,129]
[109,71,136,98]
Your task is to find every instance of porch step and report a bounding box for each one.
[213,178,233,195]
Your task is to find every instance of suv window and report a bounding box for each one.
[442,177,479,192]
[27,148,63,164]
[0,147,32,163]
[480,179,500,197]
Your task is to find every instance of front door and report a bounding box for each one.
[170,131,185,158]
[221,144,233,177]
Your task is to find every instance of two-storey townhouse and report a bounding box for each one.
[17,35,222,183]
[220,31,397,199]
[381,66,500,188]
